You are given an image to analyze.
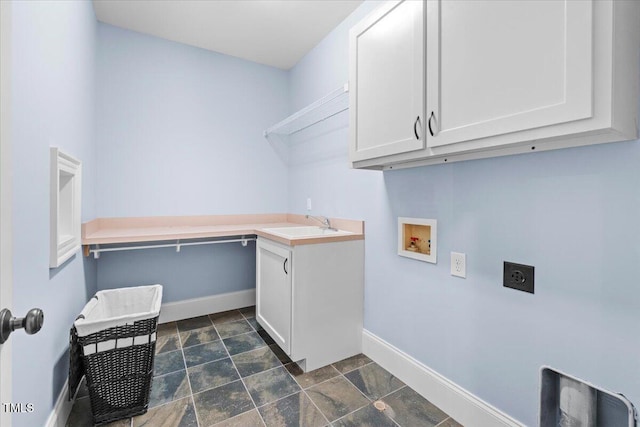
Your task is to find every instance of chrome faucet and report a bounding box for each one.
[306,215,337,231]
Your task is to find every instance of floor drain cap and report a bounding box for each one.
[373,401,386,411]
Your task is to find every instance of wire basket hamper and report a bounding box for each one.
[69,285,162,425]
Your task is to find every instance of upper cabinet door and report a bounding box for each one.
[426,0,593,148]
[349,0,425,162]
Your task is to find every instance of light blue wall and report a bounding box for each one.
[11,2,639,425]
[288,1,640,425]
[95,24,289,217]
[94,24,288,300]
[11,1,97,426]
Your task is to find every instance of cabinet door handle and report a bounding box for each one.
[428,111,438,137]
[413,116,421,140]
[283,258,288,275]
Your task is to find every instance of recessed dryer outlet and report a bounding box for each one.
[503,261,534,293]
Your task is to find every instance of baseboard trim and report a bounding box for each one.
[45,379,72,427]
[159,289,256,323]
[362,329,524,427]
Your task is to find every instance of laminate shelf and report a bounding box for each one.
[82,214,364,252]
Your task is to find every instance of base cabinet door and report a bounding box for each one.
[256,237,365,372]
[256,239,292,355]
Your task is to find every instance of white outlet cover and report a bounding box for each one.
[306,197,312,211]
[451,252,466,278]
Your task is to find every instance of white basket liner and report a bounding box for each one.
[82,332,157,355]
[74,285,163,337]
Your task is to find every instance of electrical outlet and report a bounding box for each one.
[306,198,312,211]
[503,261,534,293]
[451,252,466,278]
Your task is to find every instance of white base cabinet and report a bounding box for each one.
[350,0,640,170]
[256,237,364,372]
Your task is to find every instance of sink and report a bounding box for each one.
[262,226,354,238]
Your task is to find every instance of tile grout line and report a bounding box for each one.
[220,328,262,340]
[181,332,279,397]
[187,352,279,397]
[153,348,187,377]
[434,417,452,427]
[337,359,375,375]
[182,322,262,357]
[233,364,333,427]
[172,312,265,426]
[211,311,251,328]
[328,387,403,427]
[186,347,378,398]
[166,313,320,425]
[213,311,276,357]
[155,318,385,427]
[159,317,415,427]
[345,361,406,427]
[232,374,325,424]
[298,384,332,426]
[222,340,269,356]
[337,358,405,401]
[278,363,333,426]
[326,359,404,427]
[239,310,254,321]
[330,401,402,427]
[209,312,268,427]
[377,384,409,401]
[173,314,406,427]
[327,403,372,426]
[243,358,289,379]
[207,410,259,427]
[293,359,374,398]
[376,383,451,427]
[235,308,337,426]
[177,320,203,427]
[212,315,268,355]
[252,387,298,410]
[175,322,384,427]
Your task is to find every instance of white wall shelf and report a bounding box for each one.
[50,147,81,268]
[264,84,349,138]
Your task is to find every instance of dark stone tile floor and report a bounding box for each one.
[66,307,462,427]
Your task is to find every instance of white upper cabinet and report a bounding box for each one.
[349,0,425,162]
[350,0,640,170]
[426,0,593,147]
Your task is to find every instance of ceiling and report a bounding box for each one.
[93,0,364,70]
